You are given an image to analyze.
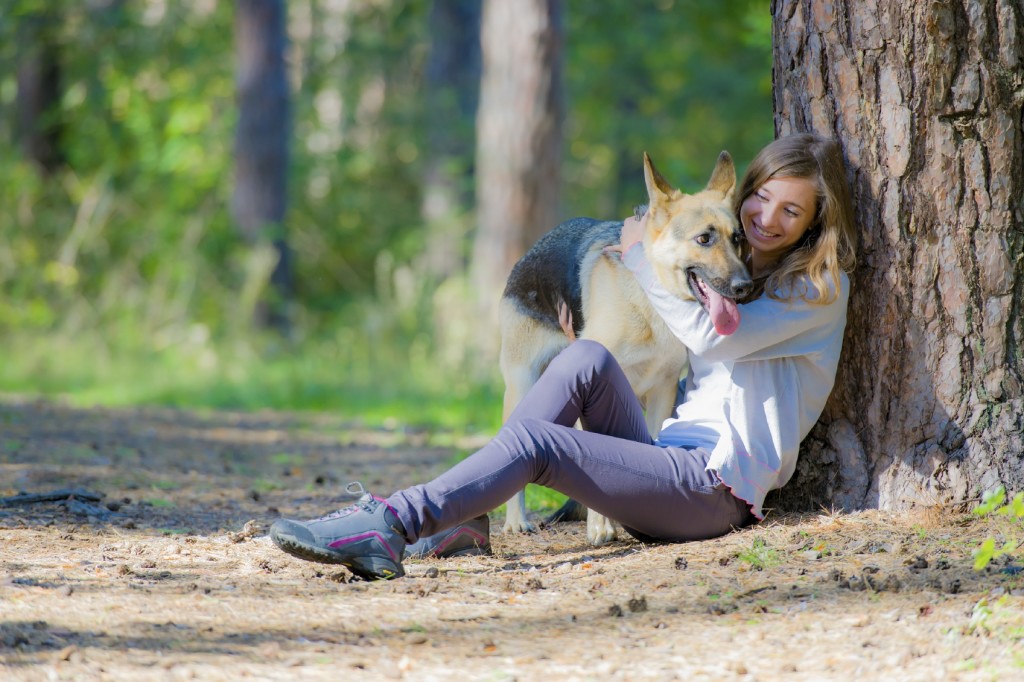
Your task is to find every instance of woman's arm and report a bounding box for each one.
[621,243,848,363]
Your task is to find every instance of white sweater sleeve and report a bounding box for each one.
[622,243,848,364]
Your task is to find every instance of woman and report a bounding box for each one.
[269,133,858,580]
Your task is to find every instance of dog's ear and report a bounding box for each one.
[643,152,678,216]
[705,151,736,201]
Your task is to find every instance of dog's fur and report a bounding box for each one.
[498,152,752,545]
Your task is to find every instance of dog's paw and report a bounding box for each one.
[501,518,537,534]
[586,512,618,546]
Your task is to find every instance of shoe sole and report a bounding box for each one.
[272,529,405,581]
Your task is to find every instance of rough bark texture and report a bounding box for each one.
[471,0,564,346]
[233,0,292,331]
[768,0,1024,513]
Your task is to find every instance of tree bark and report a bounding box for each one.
[768,0,1024,512]
[233,0,292,332]
[420,0,481,280]
[471,0,564,351]
[15,11,64,175]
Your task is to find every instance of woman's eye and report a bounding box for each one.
[785,208,799,218]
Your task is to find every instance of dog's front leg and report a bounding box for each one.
[502,490,535,533]
[586,509,618,546]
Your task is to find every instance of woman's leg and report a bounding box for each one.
[388,340,752,542]
[389,420,751,544]
[503,339,655,442]
[270,340,750,579]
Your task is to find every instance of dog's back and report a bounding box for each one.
[502,217,621,338]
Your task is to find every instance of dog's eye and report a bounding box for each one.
[695,233,713,246]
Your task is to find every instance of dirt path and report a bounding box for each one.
[1,398,1022,681]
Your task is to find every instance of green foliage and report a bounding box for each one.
[737,536,780,571]
[564,0,774,216]
[965,596,1024,644]
[0,1,773,424]
[972,486,1024,571]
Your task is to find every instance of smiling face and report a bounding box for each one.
[740,176,819,276]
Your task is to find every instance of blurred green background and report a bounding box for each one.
[0,0,772,435]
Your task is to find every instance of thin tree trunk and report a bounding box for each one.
[471,0,564,356]
[233,0,292,332]
[420,0,481,280]
[768,0,1024,512]
[16,11,64,175]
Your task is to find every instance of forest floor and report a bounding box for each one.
[1,398,1023,681]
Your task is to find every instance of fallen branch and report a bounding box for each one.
[0,489,104,507]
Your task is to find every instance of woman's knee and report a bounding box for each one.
[550,339,617,378]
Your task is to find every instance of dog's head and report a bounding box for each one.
[641,151,752,336]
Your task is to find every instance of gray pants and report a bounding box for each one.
[388,340,754,544]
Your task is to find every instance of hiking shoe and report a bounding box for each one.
[406,514,491,559]
[270,482,407,580]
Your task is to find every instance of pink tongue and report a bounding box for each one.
[705,287,741,336]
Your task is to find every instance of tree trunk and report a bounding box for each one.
[768,0,1024,512]
[233,0,292,332]
[15,11,64,175]
[420,0,482,280]
[471,0,564,353]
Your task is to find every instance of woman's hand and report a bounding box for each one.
[557,298,576,342]
[605,213,647,256]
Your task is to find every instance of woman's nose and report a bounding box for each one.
[760,202,780,229]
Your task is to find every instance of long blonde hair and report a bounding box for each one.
[736,133,857,304]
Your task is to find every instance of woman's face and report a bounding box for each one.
[740,176,819,268]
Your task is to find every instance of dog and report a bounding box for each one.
[497,151,752,545]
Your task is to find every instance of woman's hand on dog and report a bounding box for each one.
[557,299,576,342]
[605,214,646,257]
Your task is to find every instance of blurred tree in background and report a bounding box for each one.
[233,0,292,333]
[419,0,480,283]
[0,0,772,428]
[15,4,65,175]
[471,0,564,356]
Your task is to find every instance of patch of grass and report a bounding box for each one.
[151,480,180,491]
[972,486,1024,570]
[525,484,568,513]
[737,537,780,571]
[965,596,1024,641]
[0,330,504,434]
[252,479,285,494]
[811,540,834,557]
[270,453,305,467]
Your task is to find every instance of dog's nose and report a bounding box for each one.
[732,276,754,300]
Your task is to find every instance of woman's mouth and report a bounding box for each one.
[750,221,780,240]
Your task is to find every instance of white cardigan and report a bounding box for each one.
[622,244,849,519]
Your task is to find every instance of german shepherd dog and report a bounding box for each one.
[498,152,752,545]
